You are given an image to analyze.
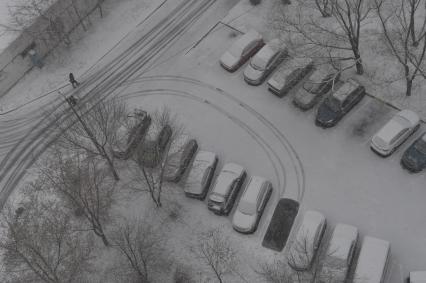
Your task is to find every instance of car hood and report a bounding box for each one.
[402,146,426,168]
[220,52,238,68]
[294,88,316,105]
[317,104,339,124]
[244,64,264,81]
[232,210,257,231]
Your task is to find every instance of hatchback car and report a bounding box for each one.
[113,109,151,160]
[137,124,172,168]
[318,224,358,283]
[267,57,314,97]
[315,79,365,128]
[287,210,326,271]
[232,176,272,234]
[219,29,264,72]
[164,138,198,182]
[243,39,287,85]
[401,132,426,172]
[293,68,340,111]
[184,151,218,199]
[207,163,246,215]
[371,110,420,157]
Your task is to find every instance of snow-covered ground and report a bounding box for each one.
[1,0,426,281]
[0,0,18,52]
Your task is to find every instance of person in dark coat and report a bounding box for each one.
[69,72,80,88]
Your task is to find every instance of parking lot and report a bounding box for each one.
[120,22,426,278]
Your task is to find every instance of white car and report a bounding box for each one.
[371,109,420,157]
[232,176,272,234]
[243,39,287,85]
[409,271,426,283]
[207,163,246,215]
[318,224,358,283]
[219,29,264,72]
[287,210,326,271]
[184,151,218,200]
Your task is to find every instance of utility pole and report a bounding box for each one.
[58,91,120,180]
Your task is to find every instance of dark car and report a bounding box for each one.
[164,138,198,182]
[315,79,365,128]
[113,109,151,160]
[262,198,300,251]
[401,132,426,172]
[293,68,340,111]
[137,125,172,168]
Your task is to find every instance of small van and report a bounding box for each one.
[267,57,314,97]
[353,236,391,283]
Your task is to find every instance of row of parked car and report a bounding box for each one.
[113,109,273,234]
[290,210,391,283]
[219,29,426,172]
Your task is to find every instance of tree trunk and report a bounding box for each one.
[406,77,413,96]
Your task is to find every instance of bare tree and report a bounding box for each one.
[109,217,168,283]
[375,0,426,96]
[55,98,129,181]
[128,108,184,207]
[272,0,373,74]
[1,0,72,47]
[96,0,105,18]
[38,149,116,247]
[194,227,239,283]
[0,190,93,283]
[406,0,426,47]
[315,0,333,17]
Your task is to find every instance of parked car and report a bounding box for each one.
[293,67,340,110]
[232,176,273,233]
[207,163,246,215]
[287,210,326,271]
[262,198,300,251]
[371,110,420,157]
[164,137,198,182]
[184,151,218,200]
[267,57,314,97]
[318,224,358,283]
[353,236,391,283]
[219,29,264,72]
[315,79,365,128]
[137,124,172,168]
[401,132,426,172]
[112,109,151,160]
[408,271,426,283]
[243,39,287,85]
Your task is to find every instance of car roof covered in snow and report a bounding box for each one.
[354,236,390,283]
[212,163,244,195]
[296,210,325,242]
[410,271,426,283]
[327,224,358,260]
[232,29,262,50]
[332,79,360,102]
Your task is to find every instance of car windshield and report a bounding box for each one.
[239,200,256,215]
[414,139,426,154]
[209,193,224,204]
[250,56,267,70]
[324,97,341,112]
[303,81,323,94]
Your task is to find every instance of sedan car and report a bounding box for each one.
[315,79,365,128]
[287,210,326,271]
[243,39,287,85]
[137,124,172,168]
[219,29,264,72]
[293,67,340,111]
[232,176,272,234]
[164,138,198,182]
[371,110,420,157]
[401,132,426,172]
[207,163,246,215]
[184,151,218,199]
[318,224,358,283]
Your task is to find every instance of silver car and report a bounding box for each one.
[184,151,218,200]
[232,176,272,234]
[243,39,287,85]
[318,224,358,283]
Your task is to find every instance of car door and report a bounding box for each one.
[394,128,409,147]
[347,240,356,267]
[242,41,256,61]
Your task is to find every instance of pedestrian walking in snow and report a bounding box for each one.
[69,72,80,88]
